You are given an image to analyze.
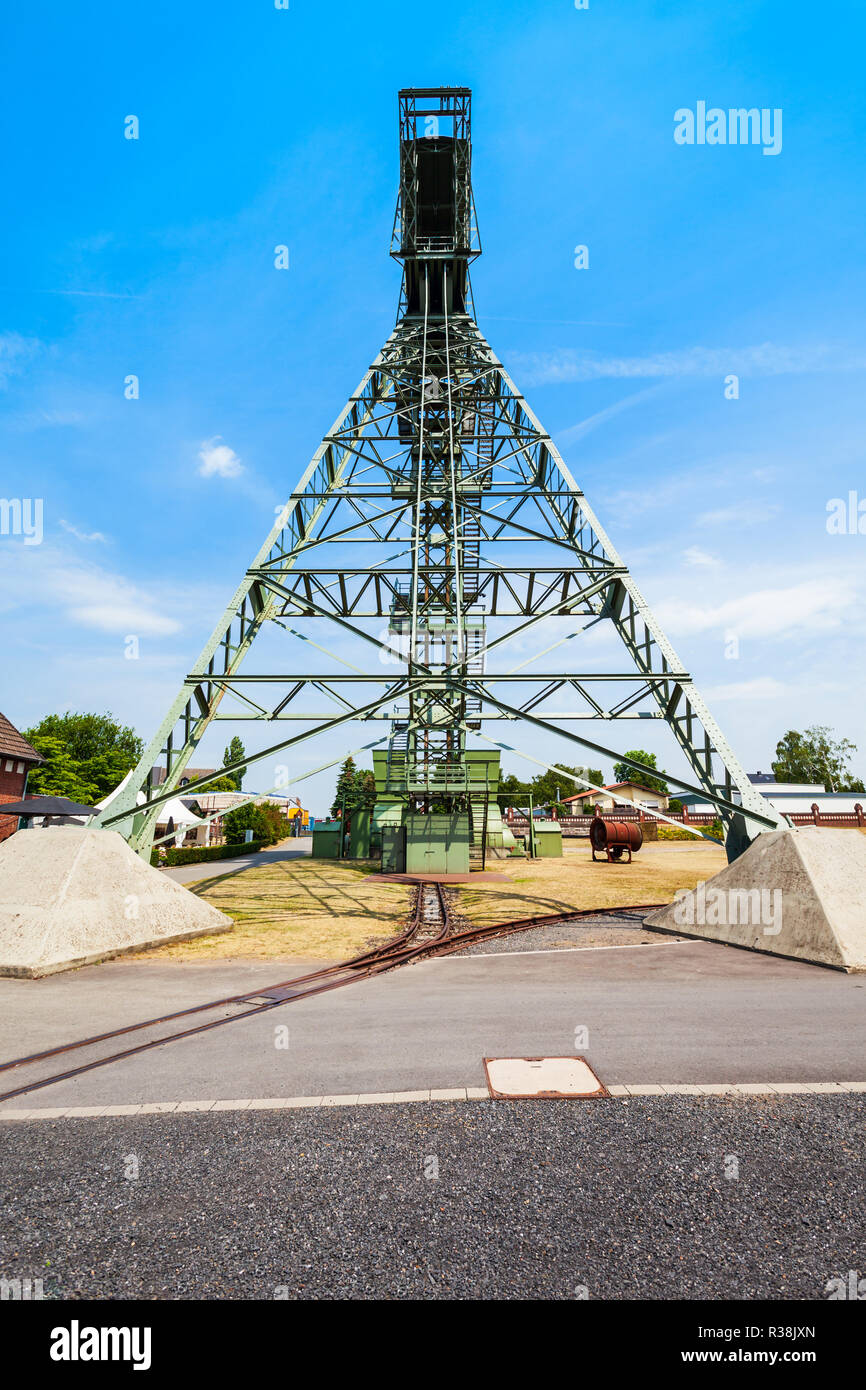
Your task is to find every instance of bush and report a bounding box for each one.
[658,819,724,844]
[151,841,265,867]
[256,800,289,845]
[222,800,288,846]
[222,802,266,845]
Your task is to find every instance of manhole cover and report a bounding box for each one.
[483,1056,606,1099]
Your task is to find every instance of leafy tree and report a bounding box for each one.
[24,736,98,802]
[222,800,287,846]
[497,772,531,811]
[355,768,377,809]
[79,748,144,800]
[772,726,864,793]
[256,800,289,844]
[530,764,603,809]
[24,712,143,803]
[497,765,603,813]
[222,736,247,790]
[222,802,265,845]
[25,711,142,764]
[612,749,668,795]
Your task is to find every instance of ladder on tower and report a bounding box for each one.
[462,504,482,603]
[463,620,485,729]
[386,722,410,793]
[468,792,489,869]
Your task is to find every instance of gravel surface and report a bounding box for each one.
[1,1096,862,1300]
[458,910,681,955]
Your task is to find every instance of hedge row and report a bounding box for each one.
[151,840,266,867]
[658,821,724,843]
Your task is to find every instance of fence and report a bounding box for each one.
[504,804,865,837]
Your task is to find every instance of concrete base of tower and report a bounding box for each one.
[0,827,232,977]
[646,827,866,971]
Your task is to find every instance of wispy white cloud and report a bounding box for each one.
[702,677,790,702]
[655,577,858,641]
[39,409,86,427]
[60,519,108,544]
[703,676,848,704]
[198,436,244,478]
[555,384,664,445]
[41,288,139,299]
[697,502,781,527]
[683,546,720,567]
[0,332,41,387]
[509,342,866,388]
[0,546,180,636]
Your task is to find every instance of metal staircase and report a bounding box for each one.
[468,793,489,868]
[385,722,410,793]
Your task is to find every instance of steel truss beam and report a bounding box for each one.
[100,95,781,856]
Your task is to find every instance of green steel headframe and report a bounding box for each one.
[98,86,784,856]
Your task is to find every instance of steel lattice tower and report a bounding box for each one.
[98,88,784,862]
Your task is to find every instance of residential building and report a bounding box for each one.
[679,772,864,816]
[153,766,219,789]
[0,713,44,842]
[562,781,669,812]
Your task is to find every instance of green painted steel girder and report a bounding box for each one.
[102,87,782,862]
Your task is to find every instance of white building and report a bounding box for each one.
[563,781,669,813]
[681,772,864,817]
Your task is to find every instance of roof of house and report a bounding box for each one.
[193,792,296,811]
[563,781,666,801]
[188,792,248,811]
[153,766,217,785]
[0,713,44,764]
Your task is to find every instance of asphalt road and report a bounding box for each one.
[0,1096,861,1300]
[0,935,863,1109]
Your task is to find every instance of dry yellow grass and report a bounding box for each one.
[131,840,729,962]
[457,841,728,927]
[131,858,411,962]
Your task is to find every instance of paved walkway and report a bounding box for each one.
[163,837,312,885]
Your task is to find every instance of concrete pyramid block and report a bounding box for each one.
[0,826,232,977]
[646,827,866,971]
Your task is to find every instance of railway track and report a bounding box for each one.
[0,891,655,1104]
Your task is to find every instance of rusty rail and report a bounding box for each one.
[0,891,657,1104]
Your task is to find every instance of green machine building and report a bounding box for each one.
[369,747,519,874]
[313,749,522,872]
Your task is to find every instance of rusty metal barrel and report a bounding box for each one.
[590,818,643,861]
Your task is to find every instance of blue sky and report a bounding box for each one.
[1,0,864,812]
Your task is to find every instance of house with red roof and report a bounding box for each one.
[0,713,44,842]
[562,780,669,813]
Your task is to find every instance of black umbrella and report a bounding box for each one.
[0,795,98,818]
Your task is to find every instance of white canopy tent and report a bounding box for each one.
[152,795,209,847]
[53,772,208,847]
